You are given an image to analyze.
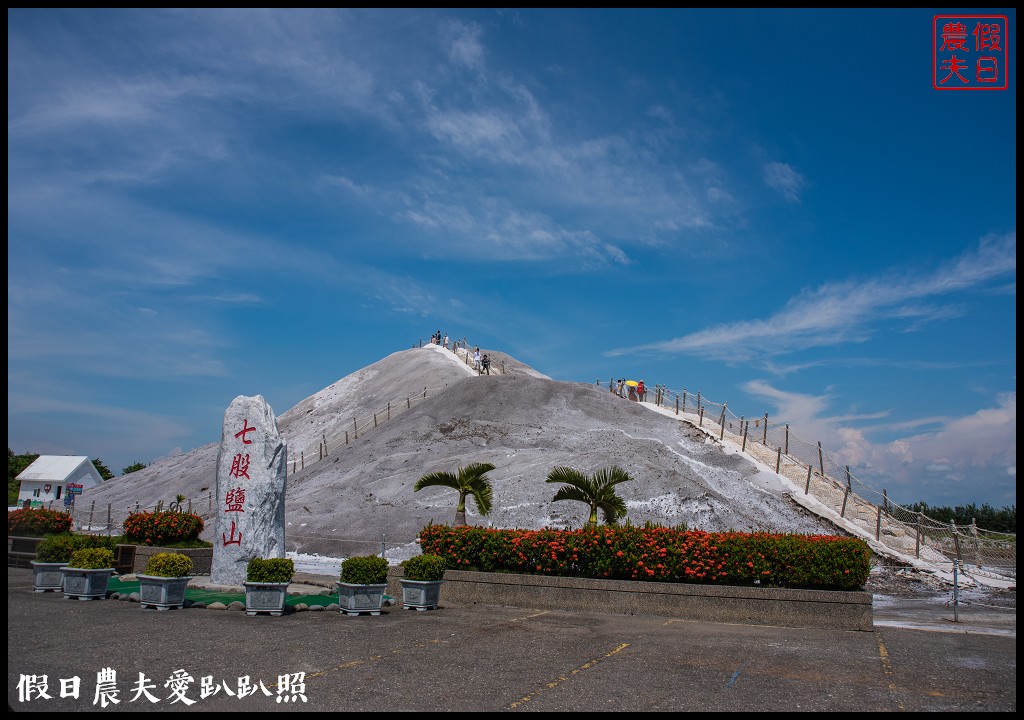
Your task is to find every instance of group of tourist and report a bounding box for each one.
[610,378,646,402]
[426,332,492,375]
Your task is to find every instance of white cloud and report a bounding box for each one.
[614,232,1017,361]
[762,161,805,202]
[737,380,1017,508]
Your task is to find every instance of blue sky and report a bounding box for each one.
[8,9,1016,509]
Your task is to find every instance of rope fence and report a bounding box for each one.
[620,381,1016,582]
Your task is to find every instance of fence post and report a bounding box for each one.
[698,405,704,427]
[353,417,358,440]
[423,387,427,399]
[696,392,701,415]
[775,447,782,473]
[323,432,328,456]
[971,518,980,567]
[875,489,885,540]
[840,465,851,518]
[952,560,960,622]
[742,422,748,452]
[784,424,789,455]
[681,389,686,412]
[301,451,304,470]
[381,533,386,559]
[374,412,378,428]
[675,395,679,415]
[818,442,825,477]
[804,464,812,494]
[407,397,411,409]
[950,519,962,613]
[88,500,95,532]
[916,512,923,558]
[107,504,112,537]
[388,402,391,420]
[345,430,349,445]
[719,403,727,440]
[762,413,768,445]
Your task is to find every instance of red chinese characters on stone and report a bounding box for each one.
[234,419,256,445]
[222,520,242,547]
[229,454,251,480]
[224,487,245,513]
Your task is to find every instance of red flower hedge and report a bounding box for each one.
[123,511,204,546]
[418,523,871,591]
[7,507,73,536]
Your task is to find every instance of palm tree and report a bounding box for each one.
[414,462,496,526]
[546,465,632,527]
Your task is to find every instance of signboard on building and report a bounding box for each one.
[67,483,84,495]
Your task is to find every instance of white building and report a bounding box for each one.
[15,455,104,509]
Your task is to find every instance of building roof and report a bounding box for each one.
[16,455,94,482]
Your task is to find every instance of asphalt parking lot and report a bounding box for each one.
[7,567,1015,712]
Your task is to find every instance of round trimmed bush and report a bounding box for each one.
[246,557,294,583]
[144,552,193,577]
[68,547,115,570]
[401,554,447,581]
[340,555,388,585]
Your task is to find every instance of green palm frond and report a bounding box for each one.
[546,465,633,527]
[414,462,496,522]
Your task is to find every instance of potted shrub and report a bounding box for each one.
[399,554,447,611]
[337,555,389,616]
[243,557,294,616]
[62,547,115,601]
[30,535,78,593]
[137,552,194,611]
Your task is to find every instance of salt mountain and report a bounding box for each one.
[87,343,842,561]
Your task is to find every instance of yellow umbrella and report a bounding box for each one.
[625,380,639,387]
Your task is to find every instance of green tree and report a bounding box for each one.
[122,462,147,475]
[92,458,113,481]
[8,448,40,505]
[546,465,633,527]
[414,462,495,526]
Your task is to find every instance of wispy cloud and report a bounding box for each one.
[612,232,1016,361]
[762,161,805,202]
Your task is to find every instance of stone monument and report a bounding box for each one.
[210,395,288,586]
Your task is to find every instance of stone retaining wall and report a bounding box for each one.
[387,567,873,631]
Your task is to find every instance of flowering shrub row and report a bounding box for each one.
[123,511,204,546]
[8,507,73,536]
[419,523,872,591]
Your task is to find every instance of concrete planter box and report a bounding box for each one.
[399,579,444,611]
[30,561,68,593]
[401,569,873,632]
[132,546,212,575]
[137,575,192,611]
[243,581,289,616]
[62,567,114,601]
[337,582,387,616]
